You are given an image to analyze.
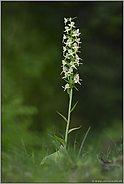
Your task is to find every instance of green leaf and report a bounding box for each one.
[68,126,82,134]
[70,101,78,113]
[54,135,67,146]
[63,79,68,83]
[57,111,68,123]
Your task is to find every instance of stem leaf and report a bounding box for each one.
[68,125,82,134]
[57,111,68,123]
[54,135,67,146]
[70,101,78,113]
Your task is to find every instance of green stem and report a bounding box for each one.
[65,88,73,146]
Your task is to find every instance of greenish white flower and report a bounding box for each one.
[68,49,75,57]
[68,21,75,28]
[63,46,67,53]
[72,43,80,52]
[62,83,70,91]
[64,26,71,33]
[62,60,66,66]
[75,38,82,44]
[72,29,81,37]
[64,17,68,24]
[64,53,70,59]
[74,74,82,84]
[70,61,77,69]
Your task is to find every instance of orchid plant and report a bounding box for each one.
[40,17,91,165]
[57,17,83,147]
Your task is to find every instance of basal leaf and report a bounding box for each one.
[70,101,78,113]
[68,126,82,134]
[57,111,68,123]
[40,145,65,165]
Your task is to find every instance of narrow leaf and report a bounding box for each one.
[68,126,82,134]
[74,86,79,91]
[67,88,70,96]
[57,111,68,123]
[63,79,68,83]
[54,135,66,146]
[70,101,78,113]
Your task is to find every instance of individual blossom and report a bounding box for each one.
[72,29,81,37]
[64,26,71,34]
[68,21,75,28]
[70,61,77,70]
[64,17,68,24]
[72,43,80,52]
[75,38,82,44]
[63,46,67,53]
[68,67,73,74]
[68,49,75,57]
[74,74,82,84]
[62,60,66,66]
[61,66,68,75]
[62,72,70,79]
[75,54,82,61]
[74,58,83,66]
[64,38,73,47]
[64,53,70,59]
[62,83,70,91]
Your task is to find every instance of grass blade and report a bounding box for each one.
[78,126,91,158]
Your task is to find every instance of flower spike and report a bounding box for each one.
[61,17,82,92]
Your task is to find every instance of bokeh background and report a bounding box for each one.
[2,1,122,153]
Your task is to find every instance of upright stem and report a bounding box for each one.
[65,88,73,146]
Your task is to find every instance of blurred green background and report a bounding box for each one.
[2,1,122,152]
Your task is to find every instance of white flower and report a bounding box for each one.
[70,61,77,69]
[64,38,73,47]
[64,17,68,24]
[68,49,75,57]
[75,54,82,60]
[62,83,70,91]
[64,53,70,59]
[74,59,83,66]
[74,74,82,84]
[62,72,70,79]
[75,38,82,44]
[63,34,67,40]
[63,46,67,53]
[64,26,71,33]
[62,60,66,66]
[72,43,80,52]
[62,66,68,74]
[72,29,81,37]
[61,66,68,74]
[68,68,73,74]
[68,22,75,28]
